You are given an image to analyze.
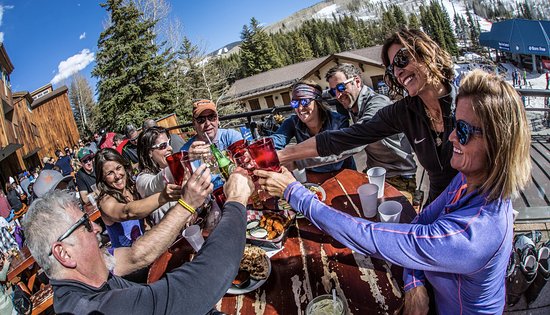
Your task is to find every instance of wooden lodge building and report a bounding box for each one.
[219,45,387,111]
[0,44,79,189]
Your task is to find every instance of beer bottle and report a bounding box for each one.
[210,143,235,180]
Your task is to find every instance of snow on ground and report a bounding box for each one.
[312,4,340,19]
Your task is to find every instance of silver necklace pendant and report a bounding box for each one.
[435,135,442,146]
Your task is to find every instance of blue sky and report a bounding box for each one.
[0,0,319,94]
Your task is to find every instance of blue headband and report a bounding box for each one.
[292,84,322,100]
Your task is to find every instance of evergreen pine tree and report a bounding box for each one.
[408,14,421,29]
[239,17,282,77]
[92,0,175,131]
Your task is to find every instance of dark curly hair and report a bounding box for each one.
[381,28,454,95]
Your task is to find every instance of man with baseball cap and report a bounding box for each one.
[33,170,75,198]
[75,148,97,204]
[181,99,243,189]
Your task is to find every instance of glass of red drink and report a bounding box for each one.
[166,152,185,185]
[226,139,247,159]
[247,138,281,172]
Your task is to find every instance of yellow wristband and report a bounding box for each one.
[178,198,196,215]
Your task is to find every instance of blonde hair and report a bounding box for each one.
[458,70,531,200]
[382,28,454,95]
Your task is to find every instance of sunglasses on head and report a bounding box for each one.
[385,47,410,78]
[328,78,354,97]
[195,114,218,124]
[151,140,170,150]
[455,120,483,145]
[49,213,93,255]
[290,98,314,109]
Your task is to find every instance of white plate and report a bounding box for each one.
[227,256,271,295]
[303,183,326,201]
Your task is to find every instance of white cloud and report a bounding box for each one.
[0,5,14,43]
[51,49,95,85]
[79,32,86,40]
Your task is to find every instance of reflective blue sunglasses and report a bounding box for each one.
[455,119,483,145]
[290,98,314,109]
[328,78,354,97]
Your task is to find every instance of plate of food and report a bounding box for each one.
[303,183,326,201]
[227,245,271,295]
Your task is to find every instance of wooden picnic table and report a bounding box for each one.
[216,168,416,314]
[7,245,35,283]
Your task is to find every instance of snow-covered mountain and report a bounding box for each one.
[211,0,549,56]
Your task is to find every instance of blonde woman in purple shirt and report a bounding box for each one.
[256,70,531,314]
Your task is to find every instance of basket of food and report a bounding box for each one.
[245,210,295,248]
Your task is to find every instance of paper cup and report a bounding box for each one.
[357,183,378,218]
[182,225,205,252]
[367,167,386,198]
[378,201,403,223]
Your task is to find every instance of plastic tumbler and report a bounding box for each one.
[248,138,281,172]
[357,183,378,218]
[378,200,403,223]
[182,225,205,252]
[166,152,185,185]
[367,167,386,198]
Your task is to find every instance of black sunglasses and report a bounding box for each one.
[455,120,483,145]
[50,213,93,255]
[290,98,314,109]
[82,157,94,164]
[385,48,410,78]
[151,140,170,150]
[328,78,354,97]
[195,114,218,124]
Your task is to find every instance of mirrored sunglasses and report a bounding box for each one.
[455,119,483,145]
[385,47,410,78]
[151,140,170,150]
[195,114,218,124]
[328,78,354,97]
[290,98,314,109]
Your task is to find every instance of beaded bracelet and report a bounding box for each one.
[178,198,196,215]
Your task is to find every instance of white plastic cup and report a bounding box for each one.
[292,168,308,183]
[182,225,205,252]
[367,167,386,198]
[378,201,403,223]
[88,194,97,208]
[357,183,378,218]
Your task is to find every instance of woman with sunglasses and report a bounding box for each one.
[278,29,457,204]
[271,80,356,173]
[257,69,531,314]
[136,127,198,225]
[95,148,180,247]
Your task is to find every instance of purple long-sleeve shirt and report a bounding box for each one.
[285,173,513,314]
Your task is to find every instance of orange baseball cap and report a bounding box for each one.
[192,99,217,117]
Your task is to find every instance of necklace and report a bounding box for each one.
[425,108,443,146]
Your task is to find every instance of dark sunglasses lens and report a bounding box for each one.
[84,219,93,232]
[394,50,409,68]
[301,99,312,106]
[196,117,206,124]
[290,100,300,108]
[456,121,469,145]
[336,83,347,92]
[207,114,217,121]
[329,89,336,97]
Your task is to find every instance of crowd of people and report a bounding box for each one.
[0,28,541,314]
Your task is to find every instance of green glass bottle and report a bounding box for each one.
[210,143,235,180]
